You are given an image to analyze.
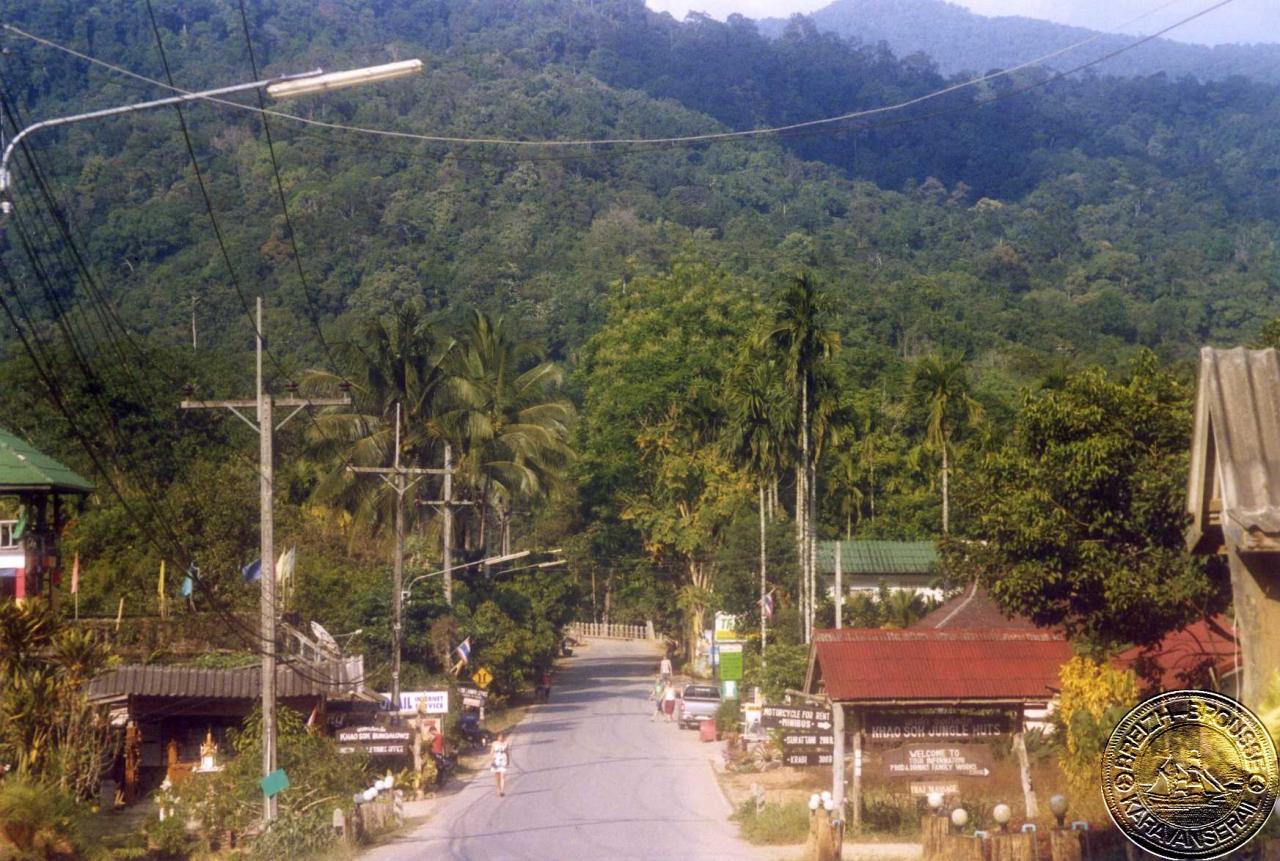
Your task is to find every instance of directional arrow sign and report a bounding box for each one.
[781,732,835,749]
[762,705,832,732]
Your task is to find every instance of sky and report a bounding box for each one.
[644,0,1279,46]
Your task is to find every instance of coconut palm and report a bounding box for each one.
[759,274,839,643]
[303,302,455,540]
[441,310,574,554]
[909,354,983,535]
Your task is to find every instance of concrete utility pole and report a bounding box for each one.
[417,443,474,607]
[180,298,349,824]
[347,403,448,708]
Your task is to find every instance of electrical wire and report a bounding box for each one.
[0,0,1239,152]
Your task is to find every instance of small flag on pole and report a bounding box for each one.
[242,558,262,583]
[758,591,775,621]
[455,637,471,665]
[181,563,195,598]
[70,552,80,595]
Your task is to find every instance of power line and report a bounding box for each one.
[0,0,1240,152]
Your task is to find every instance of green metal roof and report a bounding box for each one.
[816,540,938,575]
[0,428,92,494]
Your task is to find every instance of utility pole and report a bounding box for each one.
[190,293,198,350]
[348,403,447,708]
[180,298,349,825]
[416,443,474,607]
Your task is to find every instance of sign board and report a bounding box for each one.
[714,612,741,642]
[782,732,834,749]
[458,685,488,709]
[721,679,738,700]
[743,703,765,741]
[260,768,289,798]
[762,705,832,731]
[864,712,1011,742]
[336,726,413,757]
[783,750,834,768]
[718,642,744,681]
[879,744,994,778]
[910,782,960,797]
[472,667,493,690]
[381,690,448,715]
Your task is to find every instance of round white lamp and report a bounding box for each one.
[809,793,822,811]
[927,792,945,814]
[993,803,1012,832]
[951,807,969,829]
[1049,795,1068,828]
[362,787,377,802]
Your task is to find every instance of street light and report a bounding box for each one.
[402,550,533,599]
[992,803,1011,832]
[1049,794,1068,828]
[0,60,423,214]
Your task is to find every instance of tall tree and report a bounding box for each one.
[909,354,982,535]
[760,274,839,642]
[442,310,574,554]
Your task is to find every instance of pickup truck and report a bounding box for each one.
[678,684,721,729]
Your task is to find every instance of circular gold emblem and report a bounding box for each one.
[1102,690,1279,860]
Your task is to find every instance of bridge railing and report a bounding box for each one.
[568,621,656,641]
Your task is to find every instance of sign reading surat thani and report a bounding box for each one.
[762,705,832,732]
[864,712,1011,742]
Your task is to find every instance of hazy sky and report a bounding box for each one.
[644,0,1279,46]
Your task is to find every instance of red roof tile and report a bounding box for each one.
[912,581,1037,630]
[809,628,1072,703]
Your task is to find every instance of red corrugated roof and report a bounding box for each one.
[1115,616,1239,693]
[810,628,1072,703]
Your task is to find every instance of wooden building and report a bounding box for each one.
[816,540,942,600]
[1185,346,1280,707]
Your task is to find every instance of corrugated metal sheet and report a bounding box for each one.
[816,540,938,575]
[1188,347,1280,552]
[0,427,92,493]
[88,660,369,701]
[809,628,1070,703]
[1115,615,1239,693]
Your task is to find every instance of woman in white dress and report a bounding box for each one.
[490,731,510,797]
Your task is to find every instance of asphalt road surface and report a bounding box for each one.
[363,638,772,861]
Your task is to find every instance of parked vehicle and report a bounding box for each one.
[459,711,493,752]
[431,750,457,787]
[678,684,721,729]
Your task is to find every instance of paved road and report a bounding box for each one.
[364,638,771,861]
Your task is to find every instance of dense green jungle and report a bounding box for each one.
[0,0,1276,681]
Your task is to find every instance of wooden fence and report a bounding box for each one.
[568,621,655,640]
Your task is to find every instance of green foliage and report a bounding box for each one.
[715,699,741,734]
[947,353,1230,652]
[744,643,810,703]
[0,774,87,860]
[731,799,811,845]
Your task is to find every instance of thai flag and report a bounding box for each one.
[242,558,262,582]
[759,592,775,621]
[455,637,471,665]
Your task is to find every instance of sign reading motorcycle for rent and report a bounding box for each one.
[761,705,832,732]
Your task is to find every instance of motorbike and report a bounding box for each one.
[431,750,457,787]
[459,719,493,752]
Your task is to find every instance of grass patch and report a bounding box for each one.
[731,799,811,845]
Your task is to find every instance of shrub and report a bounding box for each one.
[0,774,86,858]
[731,799,811,845]
[715,699,741,734]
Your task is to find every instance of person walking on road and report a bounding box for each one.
[649,677,664,721]
[662,683,678,723]
[490,731,511,797]
[659,654,672,685]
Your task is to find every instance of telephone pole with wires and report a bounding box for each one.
[347,402,449,710]
[180,297,349,824]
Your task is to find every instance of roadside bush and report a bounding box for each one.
[731,799,810,845]
[0,774,87,859]
[858,788,921,836]
[715,699,740,734]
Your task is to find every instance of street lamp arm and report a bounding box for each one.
[403,550,535,596]
[0,70,322,203]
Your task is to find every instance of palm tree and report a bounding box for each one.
[442,310,574,554]
[760,274,839,643]
[909,354,983,535]
[303,303,454,541]
[724,355,792,660]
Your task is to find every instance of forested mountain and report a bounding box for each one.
[1,0,1278,637]
[757,0,1280,83]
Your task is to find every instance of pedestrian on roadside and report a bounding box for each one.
[659,654,672,685]
[649,677,664,721]
[537,669,552,702]
[662,683,677,722]
[490,731,511,797]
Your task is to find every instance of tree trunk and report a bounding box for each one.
[796,461,807,642]
[808,456,818,636]
[941,443,950,536]
[801,376,812,643]
[760,484,768,669]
